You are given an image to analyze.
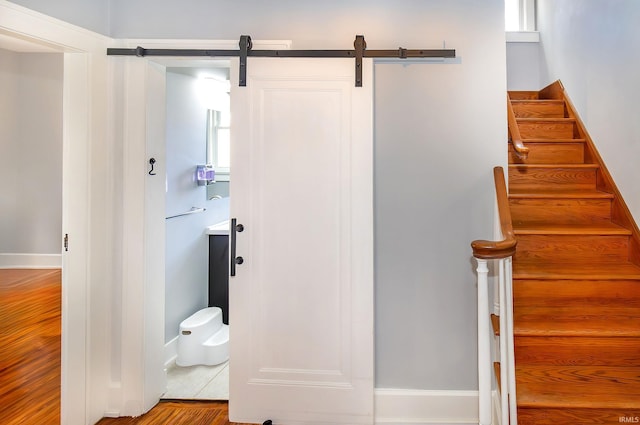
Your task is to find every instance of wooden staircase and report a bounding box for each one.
[507,81,640,424]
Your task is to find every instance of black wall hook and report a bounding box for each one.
[148,158,157,175]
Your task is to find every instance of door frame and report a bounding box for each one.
[0,2,111,424]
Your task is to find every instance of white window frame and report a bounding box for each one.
[206,108,231,181]
[519,0,536,31]
[506,0,539,43]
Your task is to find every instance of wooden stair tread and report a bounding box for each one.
[510,100,566,118]
[516,302,640,314]
[510,99,564,104]
[509,163,598,170]
[516,117,576,123]
[508,91,539,100]
[519,138,586,144]
[513,222,632,235]
[513,322,636,337]
[515,335,640,367]
[516,365,640,409]
[508,164,600,191]
[514,306,640,337]
[514,280,640,301]
[509,142,586,165]
[509,189,613,199]
[513,261,640,280]
[517,408,640,425]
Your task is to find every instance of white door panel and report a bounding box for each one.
[230,58,373,424]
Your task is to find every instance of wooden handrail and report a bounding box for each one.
[507,94,529,159]
[471,166,517,259]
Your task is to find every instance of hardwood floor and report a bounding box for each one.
[96,401,253,425]
[0,269,253,425]
[0,268,61,425]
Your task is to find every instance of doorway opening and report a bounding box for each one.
[0,40,64,423]
[161,62,232,401]
[0,21,95,421]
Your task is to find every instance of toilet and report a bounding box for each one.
[176,307,229,367]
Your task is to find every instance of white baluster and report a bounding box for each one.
[476,258,491,425]
[499,259,508,425]
[505,257,518,424]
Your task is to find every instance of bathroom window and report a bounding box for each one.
[207,109,231,181]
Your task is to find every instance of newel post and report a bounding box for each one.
[476,258,492,425]
[472,167,518,425]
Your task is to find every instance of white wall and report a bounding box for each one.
[537,0,640,225]
[164,70,230,343]
[0,49,63,265]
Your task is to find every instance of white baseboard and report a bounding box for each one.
[163,337,482,425]
[0,253,62,269]
[104,382,123,418]
[374,389,478,425]
[164,336,178,367]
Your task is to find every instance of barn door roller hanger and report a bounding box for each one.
[107,35,456,87]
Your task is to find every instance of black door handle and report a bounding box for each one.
[230,218,244,276]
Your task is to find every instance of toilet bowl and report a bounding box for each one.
[176,307,229,367]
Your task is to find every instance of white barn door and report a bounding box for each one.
[229,58,374,424]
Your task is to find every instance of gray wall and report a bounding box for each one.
[165,70,230,343]
[537,0,640,225]
[375,56,505,389]
[150,0,510,389]
[105,0,506,391]
[507,40,543,90]
[10,0,507,391]
[8,0,110,35]
[0,49,63,256]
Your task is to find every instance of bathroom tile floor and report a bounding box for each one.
[162,360,229,400]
